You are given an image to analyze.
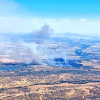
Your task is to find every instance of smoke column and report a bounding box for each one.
[0,24,54,64]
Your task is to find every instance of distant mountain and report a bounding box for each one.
[52,32,84,38]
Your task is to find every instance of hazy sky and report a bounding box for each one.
[0,0,100,35]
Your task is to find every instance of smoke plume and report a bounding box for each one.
[31,24,54,43]
[0,24,54,64]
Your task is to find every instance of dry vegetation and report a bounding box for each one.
[0,40,100,99]
[1,82,100,100]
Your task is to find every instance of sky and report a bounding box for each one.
[0,0,100,35]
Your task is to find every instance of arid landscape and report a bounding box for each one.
[1,0,100,99]
[0,34,100,100]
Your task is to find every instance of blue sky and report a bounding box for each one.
[0,0,100,35]
[15,0,100,19]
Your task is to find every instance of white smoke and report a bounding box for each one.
[0,24,54,64]
[31,24,54,43]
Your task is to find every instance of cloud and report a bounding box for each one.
[0,0,19,16]
[61,18,70,22]
[0,0,30,17]
[81,19,86,21]
[0,16,100,35]
[0,0,100,36]
[0,17,42,33]
[43,19,55,21]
